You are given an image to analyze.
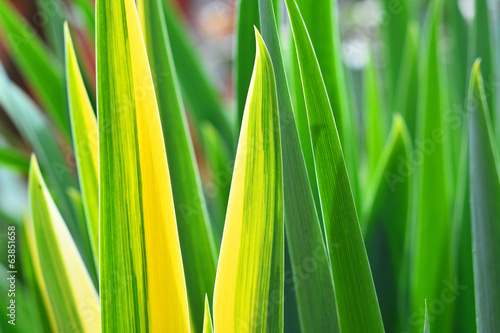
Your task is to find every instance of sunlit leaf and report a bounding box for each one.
[97,0,190,330]
[29,156,99,332]
[137,0,217,330]
[65,23,99,265]
[213,30,283,332]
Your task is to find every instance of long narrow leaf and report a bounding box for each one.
[137,0,217,330]
[203,295,213,333]
[97,0,190,330]
[411,1,453,332]
[285,0,384,331]
[469,60,500,332]
[29,156,99,332]
[258,0,339,331]
[65,23,99,265]
[213,30,283,332]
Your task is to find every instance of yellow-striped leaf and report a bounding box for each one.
[64,23,99,265]
[213,30,283,332]
[97,0,190,331]
[29,156,99,332]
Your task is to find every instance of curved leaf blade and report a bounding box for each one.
[64,23,99,265]
[213,30,283,332]
[29,156,99,333]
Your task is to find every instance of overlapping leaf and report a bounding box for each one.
[285,0,384,331]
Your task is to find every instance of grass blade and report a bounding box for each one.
[137,0,217,330]
[29,156,99,332]
[411,1,453,331]
[469,60,500,332]
[34,0,66,59]
[162,0,233,149]
[258,0,339,331]
[0,0,69,139]
[97,0,190,330]
[64,24,99,265]
[285,0,384,331]
[213,30,283,332]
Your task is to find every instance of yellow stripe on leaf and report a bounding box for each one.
[64,23,99,266]
[97,0,190,331]
[29,156,99,333]
[214,29,283,332]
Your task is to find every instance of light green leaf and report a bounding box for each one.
[213,30,283,332]
[469,60,500,332]
[137,0,217,331]
[65,23,99,265]
[29,156,99,333]
[258,0,339,331]
[411,1,454,332]
[35,0,66,59]
[201,122,232,248]
[0,0,69,139]
[97,0,191,330]
[424,300,430,333]
[285,0,384,331]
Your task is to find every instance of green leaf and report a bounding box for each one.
[97,0,190,330]
[469,60,500,331]
[394,22,420,139]
[213,30,283,332]
[65,23,99,266]
[285,0,384,331]
[258,0,339,331]
[201,122,232,248]
[234,0,260,134]
[137,0,217,331]
[0,145,30,173]
[0,264,33,333]
[364,51,389,177]
[0,0,69,139]
[29,156,99,333]
[472,0,496,133]
[411,1,454,332]
[203,295,213,333]
[0,64,96,277]
[35,0,66,59]
[362,114,412,332]
[21,219,58,333]
[424,300,430,333]
[162,0,233,149]
[293,0,360,206]
[379,0,412,99]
